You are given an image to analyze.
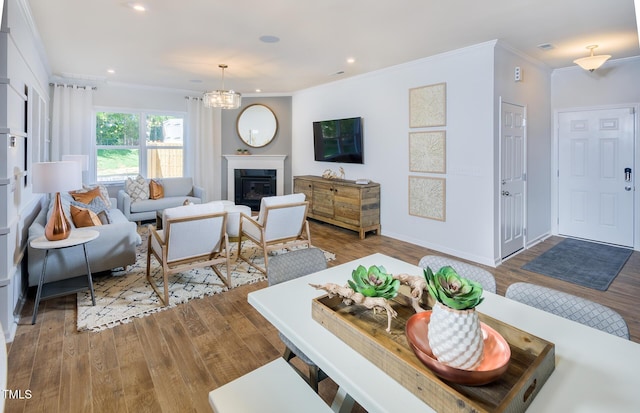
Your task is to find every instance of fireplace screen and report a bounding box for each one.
[234,169,277,210]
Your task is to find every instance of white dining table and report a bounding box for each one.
[248,253,640,413]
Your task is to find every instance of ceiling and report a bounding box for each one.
[26,0,639,95]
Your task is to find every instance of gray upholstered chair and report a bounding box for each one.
[505,282,630,339]
[418,255,497,293]
[267,247,328,392]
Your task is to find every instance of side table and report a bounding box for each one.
[29,229,99,324]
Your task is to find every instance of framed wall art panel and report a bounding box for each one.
[408,176,446,221]
[409,82,446,128]
[409,131,446,173]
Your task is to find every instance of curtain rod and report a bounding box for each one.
[49,83,97,90]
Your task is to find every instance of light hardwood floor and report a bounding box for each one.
[5,220,640,413]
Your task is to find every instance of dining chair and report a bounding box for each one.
[505,282,630,339]
[418,255,497,293]
[238,193,311,275]
[146,202,230,306]
[267,247,328,392]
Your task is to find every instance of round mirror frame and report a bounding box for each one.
[236,104,279,148]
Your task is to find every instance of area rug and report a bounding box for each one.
[77,226,335,332]
[521,238,632,291]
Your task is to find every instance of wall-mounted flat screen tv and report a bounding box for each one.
[313,117,363,164]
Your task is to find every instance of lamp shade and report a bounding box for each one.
[32,161,82,194]
[62,154,89,171]
[573,55,611,71]
[573,45,611,72]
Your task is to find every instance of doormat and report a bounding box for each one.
[521,238,632,291]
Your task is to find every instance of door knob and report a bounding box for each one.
[502,191,510,196]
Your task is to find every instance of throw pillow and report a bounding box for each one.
[149,180,164,200]
[70,187,102,204]
[82,184,112,208]
[70,205,102,227]
[125,174,149,202]
[70,197,112,224]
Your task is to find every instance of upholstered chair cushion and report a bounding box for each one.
[153,201,226,262]
[244,193,306,242]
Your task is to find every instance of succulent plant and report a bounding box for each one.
[424,266,484,310]
[348,265,400,299]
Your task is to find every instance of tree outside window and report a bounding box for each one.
[96,111,184,182]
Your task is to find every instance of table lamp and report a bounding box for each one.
[32,161,82,241]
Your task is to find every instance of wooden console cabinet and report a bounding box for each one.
[294,175,380,239]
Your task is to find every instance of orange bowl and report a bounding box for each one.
[405,311,511,386]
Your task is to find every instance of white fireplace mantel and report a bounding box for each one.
[224,154,287,201]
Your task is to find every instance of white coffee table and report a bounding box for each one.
[29,229,99,324]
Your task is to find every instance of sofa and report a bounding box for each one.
[117,176,205,222]
[28,195,141,287]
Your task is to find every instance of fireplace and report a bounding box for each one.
[224,154,287,203]
[234,169,277,210]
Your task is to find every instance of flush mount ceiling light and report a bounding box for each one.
[573,45,611,72]
[203,64,241,109]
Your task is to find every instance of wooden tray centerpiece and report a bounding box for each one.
[311,269,555,413]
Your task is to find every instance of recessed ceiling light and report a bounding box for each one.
[107,69,115,74]
[347,57,355,64]
[259,35,280,43]
[537,43,554,51]
[128,3,147,12]
[255,89,262,93]
[330,70,345,76]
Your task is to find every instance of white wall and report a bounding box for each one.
[551,57,640,249]
[493,43,552,257]
[0,0,51,341]
[292,42,498,265]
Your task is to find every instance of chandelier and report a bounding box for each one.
[203,64,242,109]
[573,45,611,72]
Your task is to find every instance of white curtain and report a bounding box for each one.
[50,84,93,162]
[187,98,222,202]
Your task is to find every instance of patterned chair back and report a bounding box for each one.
[506,282,629,339]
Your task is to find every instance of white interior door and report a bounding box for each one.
[500,102,526,259]
[558,108,635,246]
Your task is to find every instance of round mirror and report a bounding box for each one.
[236,104,278,147]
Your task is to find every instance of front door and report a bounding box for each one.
[558,107,635,246]
[500,102,526,259]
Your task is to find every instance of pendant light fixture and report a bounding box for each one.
[203,64,242,109]
[573,45,611,72]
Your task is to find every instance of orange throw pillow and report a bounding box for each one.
[70,186,101,204]
[149,180,164,200]
[70,205,102,227]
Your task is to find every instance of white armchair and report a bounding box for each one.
[146,202,230,306]
[238,193,311,274]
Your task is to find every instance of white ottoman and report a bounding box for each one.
[223,204,252,239]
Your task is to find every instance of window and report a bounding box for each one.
[96,111,185,182]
